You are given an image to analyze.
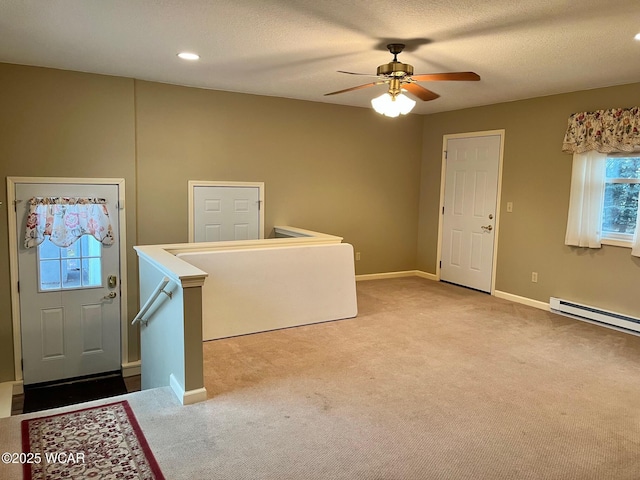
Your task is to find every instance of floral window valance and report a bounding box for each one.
[562,107,640,154]
[25,197,115,248]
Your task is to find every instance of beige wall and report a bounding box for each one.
[0,64,423,382]
[0,63,138,383]
[418,83,640,317]
[134,81,423,271]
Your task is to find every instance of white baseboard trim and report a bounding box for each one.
[0,382,14,418]
[12,381,23,396]
[182,387,208,405]
[356,270,438,281]
[122,361,141,377]
[169,373,184,403]
[353,273,548,313]
[414,270,438,281]
[169,373,208,406]
[494,290,550,311]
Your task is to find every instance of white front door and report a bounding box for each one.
[15,183,122,385]
[440,135,501,293]
[192,184,262,242]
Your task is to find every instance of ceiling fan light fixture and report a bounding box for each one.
[371,91,416,117]
[396,92,417,114]
[371,92,392,115]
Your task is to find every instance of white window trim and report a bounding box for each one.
[601,238,634,248]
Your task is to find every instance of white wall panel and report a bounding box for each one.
[178,243,357,340]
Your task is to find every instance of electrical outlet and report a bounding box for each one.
[531,272,538,283]
[355,252,361,261]
[507,201,513,213]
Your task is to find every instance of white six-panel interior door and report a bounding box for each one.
[189,181,264,242]
[439,133,502,293]
[13,181,123,385]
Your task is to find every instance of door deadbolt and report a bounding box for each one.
[108,275,118,288]
[488,214,494,220]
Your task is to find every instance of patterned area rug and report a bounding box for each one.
[21,400,164,480]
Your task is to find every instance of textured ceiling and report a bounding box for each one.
[1,0,639,114]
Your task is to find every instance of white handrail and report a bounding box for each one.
[132,276,172,326]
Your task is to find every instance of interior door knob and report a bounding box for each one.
[481,225,493,231]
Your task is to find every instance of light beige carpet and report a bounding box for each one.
[3,278,640,479]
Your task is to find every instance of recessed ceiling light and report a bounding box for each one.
[177,52,200,61]
[635,33,640,41]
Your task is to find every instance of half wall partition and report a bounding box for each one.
[134,226,358,405]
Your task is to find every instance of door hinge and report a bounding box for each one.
[17,281,19,293]
[21,359,23,372]
[439,261,442,268]
[442,206,444,214]
[444,150,448,159]
[257,200,262,211]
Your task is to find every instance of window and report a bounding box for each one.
[38,235,102,291]
[562,106,640,256]
[601,156,640,244]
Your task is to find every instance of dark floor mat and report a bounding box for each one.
[23,373,128,413]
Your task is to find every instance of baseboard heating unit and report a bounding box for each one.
[550,297,640,335]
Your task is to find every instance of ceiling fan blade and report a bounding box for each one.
[324,81,385,96]
[337,70,385,79]
[410,72,481,82]
[402,83,440,102]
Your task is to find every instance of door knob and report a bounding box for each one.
[481,225,493,231]
[103,291,117,300]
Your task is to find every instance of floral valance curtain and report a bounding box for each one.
[562,107,640,154]
[562,107,640,257]
[25,197,114,248]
